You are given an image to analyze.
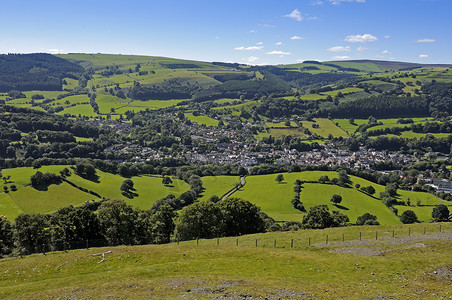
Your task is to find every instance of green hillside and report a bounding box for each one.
[0,223,450,299]
[231,171,448,224]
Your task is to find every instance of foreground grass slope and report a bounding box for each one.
[0,223,450,299]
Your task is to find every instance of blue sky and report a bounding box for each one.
[1,0,450,64]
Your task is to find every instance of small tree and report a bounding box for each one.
[330,194,342,205]
[432,204,450,222]
[400,210,418,224]
[162,176,173,186]
[356,213,380,225]
[275,174,284,184]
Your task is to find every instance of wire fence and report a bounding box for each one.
[6,223,451,258]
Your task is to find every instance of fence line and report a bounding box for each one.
[2,224,450,259]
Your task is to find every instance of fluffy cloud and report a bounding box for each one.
[332,55,351,60]
[284,9,303,21]
[275,42,283,46]
[328,46,351,52]
[310,0,324,5]
[419,54,430,59]
[356,46,368,52]
[345,34,377,43]
[256,42,264,45]
[290,35,303,40]
[382,50,390,54]
[248,56,259,63]
[416,39,436,43]
[234,46,264,51]
[266,51,291,55]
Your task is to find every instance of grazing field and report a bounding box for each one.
[269,127,306,138]
[199,176,241,201]
[0,223,450,299]
[64,171,190,210]
[185,113,219,126]
[231,171,447,224]
[57,104,97,117]
[301,118,348,138]
[0,166,190,219]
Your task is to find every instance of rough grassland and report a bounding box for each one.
[301,118,348,138]
[185,113,219,126]
[0,223,450,299]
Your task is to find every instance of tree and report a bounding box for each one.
[120,179,134,193]
[50,206,101,248]
[0,218,13,256]
[219,198,266,236]
[337,170,351,186]
[356,213,380,225]
[318,175,330,183]
[162,176,173,186]
[301,205,348,229]
[432,204,450,222]
[97,200,139,246]
[13,213,49,254]
[361,185,375,195]
[208,195,220,203]
[275,174,284,184]
[385,183,398,197]
[400,210,418,224]
[146,204,176,244]
[330,194,342,205]
[175,201,224,241]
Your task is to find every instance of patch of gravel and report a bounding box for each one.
[316,230,452,248]
[427,265,452,280]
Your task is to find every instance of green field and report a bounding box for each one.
[64,170,190,210]
[301,118,348,138]
[0,166,190,219]
[185,113,219,126]
[199,176,241,201]
[0,222,451,299]
[230,171,447,224]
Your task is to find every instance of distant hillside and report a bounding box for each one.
[0,53,83,92]
[326,59,452,72]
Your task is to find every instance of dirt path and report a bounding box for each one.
[220,176,246,200]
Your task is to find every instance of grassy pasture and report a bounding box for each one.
[56,104,97,117]
[65,171,190,210]
[269,128,306,138]
[230,171,446,224]
[185,113,219,126]
[301,118,348,138]
[0,166,190,219]
[0,222,450,299]
[199,176,241,201]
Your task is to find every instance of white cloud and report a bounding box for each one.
[248,56,259,63]
[48,49,64,54]
[384,35,390,39]
[275,42,283,46]
[234,46,264,51]
[266,51,291,55]
[284,9,303,21]
[419,54,430,59]
[256,42,264,45]
[328,46,351,52]
[249,30,256,33]
[332,56,351,60]
[382,50,390,54]
[310,0,324,5]
[416,38,436,43]
[329,0,365,5]
[345,34,377,43]
[356,46,368,52]
[290,35,303,40]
